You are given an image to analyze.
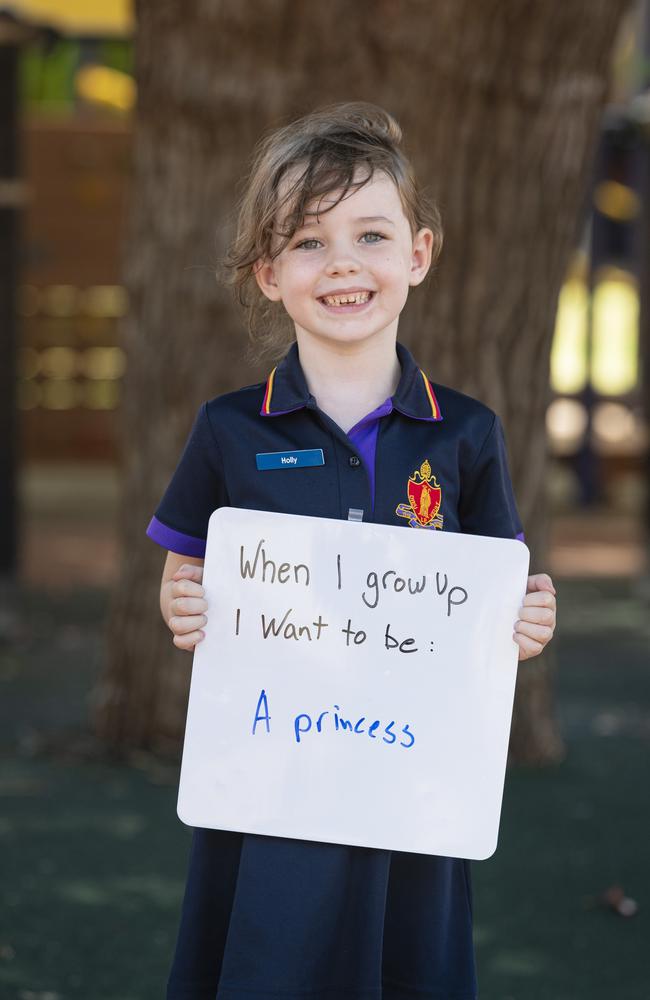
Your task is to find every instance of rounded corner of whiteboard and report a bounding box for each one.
[514,537,531,572]
[473,835,499,861]
[176,796,195,828]
[209,506,230,528]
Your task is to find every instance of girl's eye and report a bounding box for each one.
[294,231,386,250]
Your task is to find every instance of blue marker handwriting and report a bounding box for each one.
[251,689,415,749]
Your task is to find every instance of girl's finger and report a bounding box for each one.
[169,613,208,636]
[517,605,555,626]
[173,564,204,583]
[515,632,544,660]
[522,590,556,609]
[514,620,553,644]
[172,577,205,600]
[172,629,205,651]
[170,595,208,616]
[526,572,556,595]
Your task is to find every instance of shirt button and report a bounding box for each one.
[349,456,361,467]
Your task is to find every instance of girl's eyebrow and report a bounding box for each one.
[356,215,395,225]
[296,214,395,231]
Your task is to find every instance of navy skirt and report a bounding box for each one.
[167,828,477,1000]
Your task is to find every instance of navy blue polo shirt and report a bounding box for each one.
[151,340,524,1000]
[147,340,523,557]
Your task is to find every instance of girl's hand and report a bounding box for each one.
[166,564,208,652]
[514,573,556,662]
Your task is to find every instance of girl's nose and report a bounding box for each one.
[325,248,360,276]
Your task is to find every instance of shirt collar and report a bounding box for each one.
[260,341,311,417]
[260,340,443,422]
[392,341,443,422]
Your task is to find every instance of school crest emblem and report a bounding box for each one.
[395,458,444,529]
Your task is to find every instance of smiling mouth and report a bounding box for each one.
[319,291,374,307]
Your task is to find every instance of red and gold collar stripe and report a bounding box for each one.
[419,369,442,419]
[261,366,277,415]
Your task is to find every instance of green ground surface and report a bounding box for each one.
[0,579,648,1000]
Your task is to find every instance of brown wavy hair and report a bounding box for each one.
[222,102,443,362]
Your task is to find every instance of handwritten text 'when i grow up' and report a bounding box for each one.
[230,538,470,653]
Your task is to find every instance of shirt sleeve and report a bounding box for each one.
[145,402,228,558]
[458,413,524,541]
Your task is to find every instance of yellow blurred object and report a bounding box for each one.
[591,270,639,395]
[83,379,121,409]
[592,402,644,454]
[81,286,128,319]
[42,285,80,318]
[546,398,588,455]
[550,278,589,394]
[2,0,132,36]
[41,379,82,410]
[80,347,126,380]
[40,346,78,379]
[76,65,135,112]
[593,180,640,221]
[551,265,640,398]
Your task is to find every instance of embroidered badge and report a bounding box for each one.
[395,459,444,529]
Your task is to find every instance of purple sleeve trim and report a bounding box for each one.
[516,531,525,543]
[146,516,207,558]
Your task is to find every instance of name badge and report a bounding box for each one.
[256,448,325,471]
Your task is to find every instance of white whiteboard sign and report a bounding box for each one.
[177,507,529,860]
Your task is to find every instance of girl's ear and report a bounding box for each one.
[409,228,434,287]
[254,258,283,302]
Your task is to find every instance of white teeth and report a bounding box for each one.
[322,291,371,306]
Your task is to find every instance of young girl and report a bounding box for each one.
[147,102,556,1000]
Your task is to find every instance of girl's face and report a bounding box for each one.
[255,171,433,352]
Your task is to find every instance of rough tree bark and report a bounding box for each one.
[94,0,632,761]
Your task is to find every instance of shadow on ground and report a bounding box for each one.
[0,579,648,1000]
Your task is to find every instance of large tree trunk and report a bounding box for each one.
[94,0,631,760]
